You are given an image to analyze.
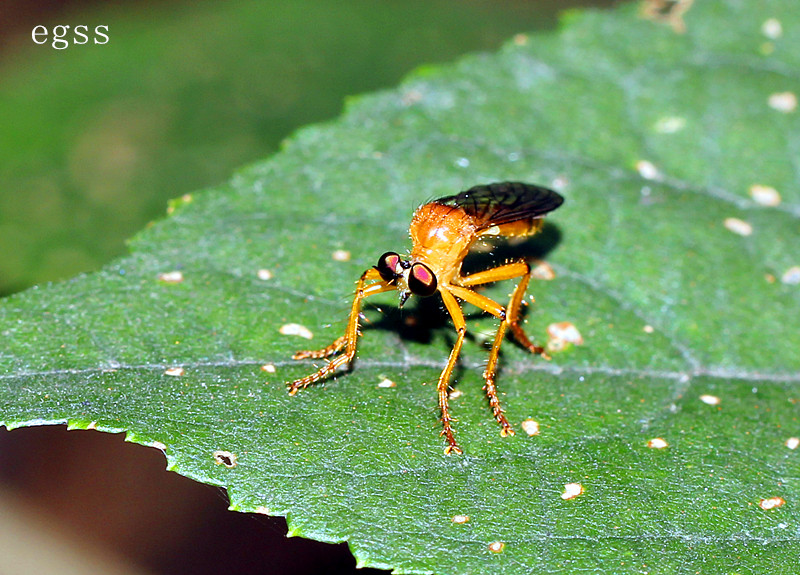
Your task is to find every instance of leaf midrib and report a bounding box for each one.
[3,358,798,383]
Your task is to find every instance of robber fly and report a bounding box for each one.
[286,181,564,454]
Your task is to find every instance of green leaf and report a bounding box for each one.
[2,0,800,573]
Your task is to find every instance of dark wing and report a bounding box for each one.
[435,181,564,231]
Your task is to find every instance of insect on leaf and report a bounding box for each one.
[2,0,800,573]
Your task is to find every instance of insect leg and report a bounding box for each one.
[288,268,395,394]
[292,336,347,360]
[502,265,548,357]
[456,262,545,354]
[447,284,514,436]
[449,262,545,435]
[456,261,529,288]
[292,268,384,359]
[437,288,469,455]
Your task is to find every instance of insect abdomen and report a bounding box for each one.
[481,218,544,238]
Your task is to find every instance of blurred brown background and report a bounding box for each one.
[0,1,612,573]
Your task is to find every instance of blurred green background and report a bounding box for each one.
[0,1,611,574]
[1,0,609,297]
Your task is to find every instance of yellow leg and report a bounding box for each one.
[287,268,395,394]
[457,261,529,288]
[447,261,546,435]
[292,336,347,360]
[455,261,545,354]
[438,289,468,455]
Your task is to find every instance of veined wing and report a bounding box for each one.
[435,181,564,234]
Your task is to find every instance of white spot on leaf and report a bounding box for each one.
[158,271,184,284]
[700,394,721,406]
[531,260,556,280]
[647,437,669,449]
[547,322,584,347]
[654,116,686,133]
[749,184,781,207]
[762,18,783,39]
[332,249,351,262]
[561,483,584,500]
[280,323,314,340]
[636,160,662,181]
[759,496,786,510]
[488,541,505,553]
[781,266,800,285]
[768,92,797,113]
[551,175,569,190]
[723,217,753,237]
[521,419,540,436]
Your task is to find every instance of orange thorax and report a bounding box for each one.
[409,203,477,283]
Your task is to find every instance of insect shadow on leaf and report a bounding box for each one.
[362,220,562,347]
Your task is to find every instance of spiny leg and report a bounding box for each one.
[456,261,545,355]
[292,336,346,360]
[504,268,549,358]
[450,261,544,435]
[291,267,384,360]
[437,289,469,455]
[448,283,514,436]
[506,275,546,357]
[483,319,514,436]
[288,268,395,394]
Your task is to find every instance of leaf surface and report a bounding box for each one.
[2,1,800,573]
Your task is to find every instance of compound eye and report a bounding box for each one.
[376,252,402,283]
[408,263,438,297]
